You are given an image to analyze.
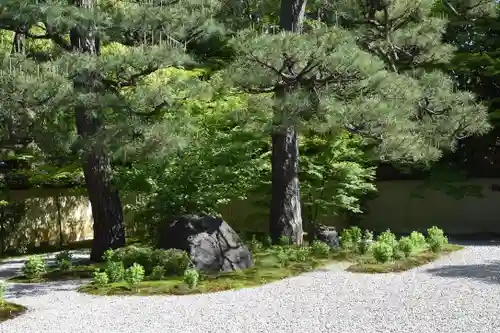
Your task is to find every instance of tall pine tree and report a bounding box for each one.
[224,0,490,244]
[0,0,217,260]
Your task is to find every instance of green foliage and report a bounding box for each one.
[376,230,398,251]
[22,256,47,279]
[397,237,414,258]
[340,226,363,251]
[249,235,263,253]
[358,229,374,254]
[0,282,5,306]
[124,263,145,286]
[410,231,427,249]
[55,251,73,271]
[105,261,125,283]
[291,246,310,262]
[151,249,191,276]
[426,226,448,252]
[310,241,330,257]
[113,246,153,274]
[149,265,165,280]
[372,241,393,263]
[183,268,200,289]
[92,271,109,287]
[279,235,290,246]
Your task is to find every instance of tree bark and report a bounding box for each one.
[71,0,125,261]
[268,0,308,245]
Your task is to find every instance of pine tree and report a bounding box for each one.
[0,0,217,260]
[224,0,490,244]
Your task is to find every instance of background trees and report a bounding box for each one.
[0,0,495,253]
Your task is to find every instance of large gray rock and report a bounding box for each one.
[314,224,340,249]
[157,214,253,273]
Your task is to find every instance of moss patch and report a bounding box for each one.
[346,244,464,273]
[79,248,350,296]
[7,264,105,283]
[0,302,27,322]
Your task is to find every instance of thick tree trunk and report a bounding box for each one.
[270,126,303,245]
[71,0,125,261]
[268,0,308,245]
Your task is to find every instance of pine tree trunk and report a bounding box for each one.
[268,0,308,245]
[270,126,303,245]
[72,0,125,261]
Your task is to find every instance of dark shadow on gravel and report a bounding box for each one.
[4,280,87,299]
[0,266,21,279]
[425,260,500,285]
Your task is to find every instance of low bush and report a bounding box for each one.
[427,226,448,253]
[358,229,374,254]
[92,271,109,287]
[124,263,145,286]
[151,248,191,276]
[149,265,165,280]
[55,250,73,271]
[0,282,5,306]
[310,241,330,257]
[22,256,47,279]
[183,268,200,289]
[397,237,414,258]
[105,261,125,282]
[376,229,398,250]
[372,241,393,263]
[409,231,427,248]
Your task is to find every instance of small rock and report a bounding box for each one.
[314,224,340,249]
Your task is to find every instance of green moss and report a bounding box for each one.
[7,263,105,283]
[0,302,27,322]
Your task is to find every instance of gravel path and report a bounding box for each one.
[1,244,500,333]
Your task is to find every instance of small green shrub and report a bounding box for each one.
[340,226,362,251]
[55,250,73,271]
[276,249,290,267]
[263,236,273,248]
[249,235,263,253]
[310,241,330,257]
[183,268,200,289]
[279,235,290,246]
[292,246,310,262]
[392,250,404,260]
[358,230,374,254]
[92,271,109,287]
[115,246,153,273]
[377,229,398,250]
[102,249,115,262]
[397,237,414,257]
[22,256,47,279]
[151,249,190,276]
[124,263,145,286]
[426,226,448,253]
[372,241,393,263]
[0,282,5,306]
[149,265,165,280]
[409,231,426,248]
[105,261,125,282]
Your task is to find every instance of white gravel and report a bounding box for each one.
[1,244,500,333]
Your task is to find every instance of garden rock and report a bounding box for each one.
[314,224,340,249]
[157,214,253,273]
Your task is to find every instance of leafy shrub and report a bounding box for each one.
[55,250,73,271]
[124,263,145,286]
[92,271,109,287]
[292,246,310,262]
[149,265,165,280]
[115,246,153,273]
[22,256,47,279]
[0,282,5,306]
[279,235,290,246]
[310,241,330,257]
[397,237,414,257]
[105,261,125,282]
[102,249,115,262]
[358,229,374,254]
[249,235,263,253]
[151,249,190,276]
[376,229,398,250]
[372,241,393,263]
[276,249,290,267]
[183,268,200,289]
[263,236,273,248]
[392,250,404,260]
[409,231,426,248]
[426,226,448,253]
[340,226,364,251]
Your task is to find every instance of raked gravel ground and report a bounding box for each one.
[1,243,500,333]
